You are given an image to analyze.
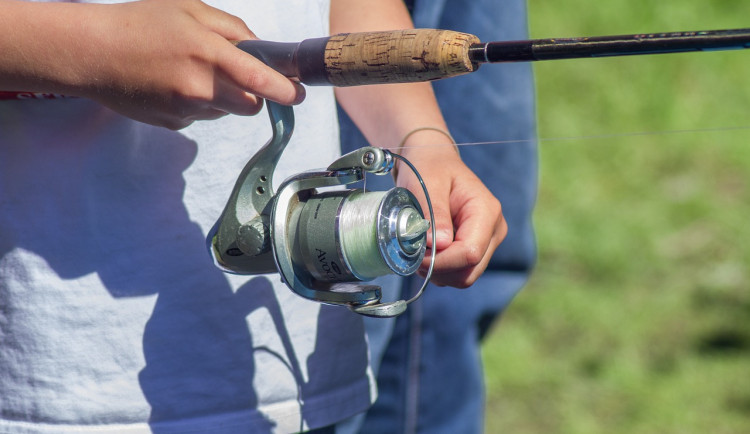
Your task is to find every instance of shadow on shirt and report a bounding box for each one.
[0,108,368,432]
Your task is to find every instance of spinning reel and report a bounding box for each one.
[207,101,435,318]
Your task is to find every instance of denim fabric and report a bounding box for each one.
[336,0,537,432]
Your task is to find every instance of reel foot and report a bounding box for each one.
[349,300,407,318]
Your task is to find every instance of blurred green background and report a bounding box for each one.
[481,0,750,432]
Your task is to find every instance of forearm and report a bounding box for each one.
[0,0,95,94]
[330,0,456,152]
[330,0,508,288]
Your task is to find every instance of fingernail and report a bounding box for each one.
[437,229,453,243]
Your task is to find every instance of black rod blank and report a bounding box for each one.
[469,28,750,63]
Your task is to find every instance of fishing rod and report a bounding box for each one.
[210,27,750,318]
[235,28,750,86]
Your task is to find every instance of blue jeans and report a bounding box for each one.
[336,0,537,432]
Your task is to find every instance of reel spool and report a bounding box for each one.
[293,189,427,283]
[208,101,435,317]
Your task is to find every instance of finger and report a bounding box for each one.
[416,244,489,288]
[420,226,504,288]
[427,204,455,251]
[185,107,230,123]
[216,42,306,106]
[425,262,484,288]
[399,172,454,250]
[419,199,506,278]
[187,3,304,106]
[427,216,506,288]
[211,76,265,116]
[156,107,228,130]
[450,188,505,258]
[424,239,491,275]
[187,0,256,41]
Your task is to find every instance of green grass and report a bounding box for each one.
[482,1,750,432]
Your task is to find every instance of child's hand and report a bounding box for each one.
[397,145,508,288]
[1,0,305,129]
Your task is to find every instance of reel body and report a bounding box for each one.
[208,102,434,317]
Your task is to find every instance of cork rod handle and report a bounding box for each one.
[236,29,481,86]
[323,29,480,86]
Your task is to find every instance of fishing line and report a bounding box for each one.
[339,191,393,280]
[384,124,750,151]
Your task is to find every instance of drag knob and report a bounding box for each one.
[396,207,429,255]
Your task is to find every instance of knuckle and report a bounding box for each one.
[243,69,270,94]
[175,73,213,103]
[499,217,509,239]
[487,197,506,234]
[489,196,503,217]
[228,15,250,34]
[463,244,484,268]
[183,0,206,12]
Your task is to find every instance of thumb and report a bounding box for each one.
[394,153,455,251]
[429,203,454,251]
[408,174,453,251]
